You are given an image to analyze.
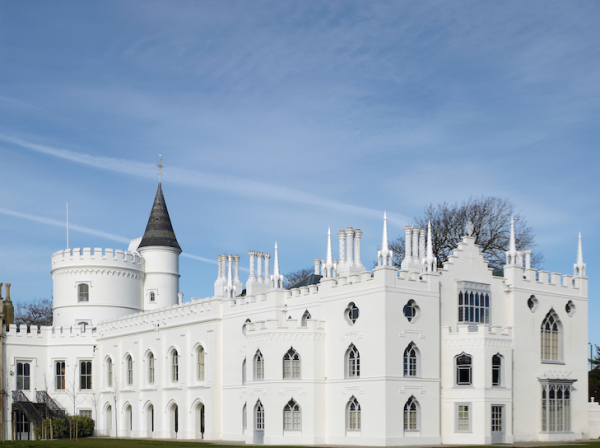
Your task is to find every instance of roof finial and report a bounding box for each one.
[574,232,586,277]
[157,154,163,183]
[577,232,583,265]
[381,211,389,254]
[273,242,280,277]
[326,227,333,267]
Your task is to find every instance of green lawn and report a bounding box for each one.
[2,440,600,448]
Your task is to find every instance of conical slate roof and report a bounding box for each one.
[138,183,181,251]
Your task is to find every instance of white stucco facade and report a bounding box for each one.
[1,185,592,445]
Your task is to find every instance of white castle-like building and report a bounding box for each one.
[1,181,597,445]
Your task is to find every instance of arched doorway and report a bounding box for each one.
[106,405,113,437]
[124,405,132,437]
[254,400,264,444]
[169,404,179,438]
[146,404,154,438]
[195,402,205,439]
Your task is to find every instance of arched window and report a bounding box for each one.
[542,384,571,432]
[403,343,418,377]
[149,292,155,302]
[242,403,247,433]
[346,344,360,378]
[107,358,113,387]
[255,400,265,430]
[541,310,561,361]
[456,353,472,385]
[403,396,419,431]
[255,350,264,380]
[78,283,89,302]
[301,310,311,326]
[458,290,490,324]
[403,300,420,323]
[126,355,133,385]
[242,359,246,385]
[283,347,301,379]
[284,399,301,430]
[172,350,179,382]
[492,354,502,386]
[346,396,361,431]
[197,346,205,380]
[148,353,155,384]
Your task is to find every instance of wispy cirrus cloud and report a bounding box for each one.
[0,132,408,226]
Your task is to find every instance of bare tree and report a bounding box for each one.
[14,298,53,327]
[111,381,123,438]
[64,365,83,415]
[86,387,104,428]
[389,196,543,272]
[284,267,315,289]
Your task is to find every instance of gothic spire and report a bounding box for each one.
[273,242,280,278]
[381,211,389,255]
[326,227,333,267]
[574,232,586,277]
[509,216,517,257]
[138,182,181,251]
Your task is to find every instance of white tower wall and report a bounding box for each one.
[139,246,180,310]
[51,247,144,327]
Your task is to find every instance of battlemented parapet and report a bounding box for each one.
[51,247,145,272]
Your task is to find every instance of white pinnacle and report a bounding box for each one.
[577,232,583,266]
[381,211,389,256]
[426,220,433,261]
[509,217,517,257]
[273,242,280,277]
[326,227,333,267]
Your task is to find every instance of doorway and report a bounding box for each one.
[491,405,505,443]
[170,404,179,438]
[147,404,154,438]
[195,403,205,439]
[15,411,30,440]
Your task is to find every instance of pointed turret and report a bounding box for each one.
[326,228,333,267]
[424,220,436,272]
[574,232,586,277]
[139,183,181,251]
[271,242,284,288]
[378,212,393,266]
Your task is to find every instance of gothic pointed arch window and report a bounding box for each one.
[346,396,361,430]
[255,350,264,380]
[283,347,301,379]
[403,342,419,377]
[172,349,179,382]
[197,346,205,380]
[107,358,113,387]
[403,396,419,431]
[242,358,246,385]
[148,352,155,384]
[242,403,247,433]
[255,400,265,430]
[301,310,311,326]
[126,355,133,385]
[455,353,472,385]
[345,344,360,378]
[541,310,561,361]
[492,354,502,386]
[283,399,301,430]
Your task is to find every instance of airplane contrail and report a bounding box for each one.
[0,207,218,266]
[0,133,409,226]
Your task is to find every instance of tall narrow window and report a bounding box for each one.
[255,400,265,430]
[403,396,419,431]
[457,404,470,431]
[346,344,360,378]
[148,353,155,384]
[283,347,301,379]
[458,287,490,324]
[55,361,66,390]
[78,283,89,302]
[197,346,205,380]
[107,358,113,387]
[283,399,301,430]
[403,343,418,377]
[149,292,155,302]
[242,359,246,385]
[347,396,361,430]
[172,350,179,382]
[542,384,571,432]
[126,355,133,385]
[456,354,472,385]
[80,361,92,390]
[492,354,502,386]
[541,310,560,361]
[16,362,30,390]
[243,403,247,433]
[255,350,264,380]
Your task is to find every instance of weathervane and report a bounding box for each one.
[157,154,163,183]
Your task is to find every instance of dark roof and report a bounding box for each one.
[288,274,322,290]
[138,183,181,251]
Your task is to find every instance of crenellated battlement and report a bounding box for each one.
[51,247,145,273]
[96,296,218,336]
[3,323,98,345]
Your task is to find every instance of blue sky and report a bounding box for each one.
[0,2,598,341]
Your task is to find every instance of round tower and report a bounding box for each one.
[51,247,144,327]
[137,182,182,310]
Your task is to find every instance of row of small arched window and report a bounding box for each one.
[244,395,421,432]
[105,346,205,386]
